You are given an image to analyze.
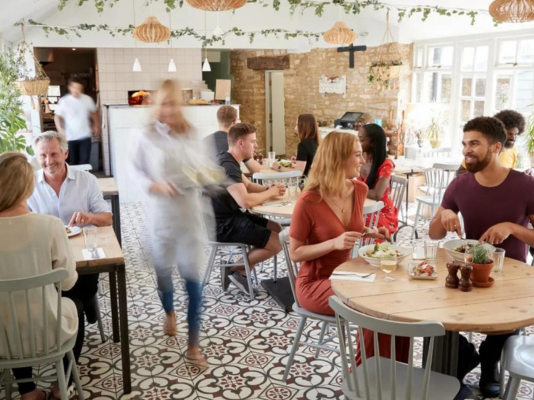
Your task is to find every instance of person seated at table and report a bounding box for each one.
[204,105,262,174]
[271,114,320,178]
[429,116,534,397]
[0,152,82,400]
[357,123,398,235]
[457,109,525,175]
[27,131,112,327]
[288,131,407,365]
[212,122,286,294]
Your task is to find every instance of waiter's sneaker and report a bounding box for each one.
[229,271,258,295]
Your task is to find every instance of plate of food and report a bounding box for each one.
[443,239,495,262]
[278,159,294,168]
[65,225,82,238]
[358,243,411,267]
[408,261,438,280]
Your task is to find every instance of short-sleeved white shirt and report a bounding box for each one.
[55,94,97,141]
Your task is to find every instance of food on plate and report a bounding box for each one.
[364,244,402,259]
[411,261,436,277]
[279,160,293,168]
[188,99,210,105]
[453,242,474,253]
[65,227,72,234]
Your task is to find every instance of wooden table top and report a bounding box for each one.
[251,196,378,219]
[69,226,124,268]
[331,248,534,333]
[97,178,119,196]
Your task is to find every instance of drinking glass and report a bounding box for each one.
[412,239,425,260]
[424,240,439,263]
[380,254,397,282]
[268,151,276,169]
[83,226,98,254]
[492,248,506,273]
[288,186,300,204]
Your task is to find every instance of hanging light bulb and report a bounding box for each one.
[202,12,211,72]
[202,56,211,72]
[213,26,224,36]
[168,58,177,72]
[133,57,142,72]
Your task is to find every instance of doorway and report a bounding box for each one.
[265,71,286,155]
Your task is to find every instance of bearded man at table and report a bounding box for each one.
[429,116,534,397]
[27,131,113,324]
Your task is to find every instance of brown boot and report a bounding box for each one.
[164,311,177,336]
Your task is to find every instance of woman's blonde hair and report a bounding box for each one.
[304,131,359,199]
[153,79,192,134]
[0,152,35,213]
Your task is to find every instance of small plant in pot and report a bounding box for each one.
[466,243,494,284]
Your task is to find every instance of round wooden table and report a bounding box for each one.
[251,197,378,219]
[331,248,534,378]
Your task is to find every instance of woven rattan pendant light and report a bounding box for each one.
[323,21,357,46]
[489,0,534,22]
[133,16,171,43]
[185,0,246,12]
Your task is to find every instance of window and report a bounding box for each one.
[497,39,534,66]
[427,46,453,68]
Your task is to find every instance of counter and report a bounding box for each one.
[104,103,240,203]
[319,127,359,137]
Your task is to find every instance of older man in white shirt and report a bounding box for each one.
[28,131,112,324]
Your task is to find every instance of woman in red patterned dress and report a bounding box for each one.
[358,123,399,235]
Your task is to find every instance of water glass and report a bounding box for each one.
[380,254,397,282]
[268,151,276,169]
[288,186,300,204]
[412,239,425,260]
[492,248,506,273]
[83,226,98,252]
[424,240,439,263]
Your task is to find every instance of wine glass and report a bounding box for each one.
[380,253,397,282]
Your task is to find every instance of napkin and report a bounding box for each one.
[329,273,376,283]
[82,248,107,260]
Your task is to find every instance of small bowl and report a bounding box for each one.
[408,261,438,280]
[443,239,495,262]
[358,244,411,267]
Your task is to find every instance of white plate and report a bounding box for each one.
[65,226,82,238]
[408,262,438,280]
[358,244,412,267]
[443,239,495,262]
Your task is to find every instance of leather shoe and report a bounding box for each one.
[479,361,500,398]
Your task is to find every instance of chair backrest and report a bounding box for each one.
[280,228,301,309]
[252,170,302,187]
[0,269,69,361]
[361,200,384,247]
[328,296,446,400]
[421,147,452,158]
[422,163,457,202]
[390,175,407,216]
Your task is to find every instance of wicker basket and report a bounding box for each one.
[133,16,171,43]
[17,78,50,96]
[489,0,534,23]
[185,0,246,11]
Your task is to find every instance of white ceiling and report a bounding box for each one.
[2,0,534,48]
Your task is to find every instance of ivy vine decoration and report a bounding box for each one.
[27,20,320,47]
[367,60,403,90]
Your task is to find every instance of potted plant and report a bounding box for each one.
[466,243,494,283]
[0,51,32,154]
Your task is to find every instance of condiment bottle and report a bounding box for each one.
[459,264,473,292]
[445,262,461,289]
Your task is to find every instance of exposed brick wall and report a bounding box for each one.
[230,44,412,156]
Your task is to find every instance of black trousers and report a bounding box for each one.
[12,297,85,395]
[67,138,92,165]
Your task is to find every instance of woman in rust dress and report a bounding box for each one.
[289,131,409,364]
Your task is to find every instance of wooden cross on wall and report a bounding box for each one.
[337,44,367,69]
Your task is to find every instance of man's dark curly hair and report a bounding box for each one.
[463,117,506,147]
[494,109,526,134]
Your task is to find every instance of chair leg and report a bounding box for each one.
[252,267,258,286]
[283,316,307,382]
[500,351,506,399]
[55,359,70,400]
[315,321,328,359]
[90,294,106,343]
[411,201,423,240]
[503,376,521,400]
[202,245,218,289]
[241,246,255,300]
[467,332,473,343]
[273,255,278,281]
[3,369,12,400]
[68,350,85,400]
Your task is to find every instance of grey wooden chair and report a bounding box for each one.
[500,335,534,400]
[329,295,460,400]
[0,269,85,400]
[351,201,384,258]
[280,229,341,382]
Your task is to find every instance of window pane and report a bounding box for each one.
[461,100,471,123]
[475,78,486,97]
[413,72,424,103]
[462,47,474,71]
[499,40,518,65]
[441,46,454,67]
[440,74,452,104]
[515,70,534,112]
[415,47,424,68]
[518,39,534,64]
[424,72,438,102]
[495,75,512,111]
[462,77,473,96]
[428,46,453,68]
[475,46,489,71]
[474,101,485,117]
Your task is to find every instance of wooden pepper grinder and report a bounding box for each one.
[445,262,461,289]
[459,264,473,292]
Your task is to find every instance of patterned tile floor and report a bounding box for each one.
[2,202,533,400]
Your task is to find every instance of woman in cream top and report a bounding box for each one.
[0,152,78,400]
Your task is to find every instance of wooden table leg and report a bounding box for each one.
[108,271,120,343]
[422,331,458,377]
[111,195,121,248]
[117,264,131,394]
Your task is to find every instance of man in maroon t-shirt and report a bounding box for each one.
[430,116,534,397]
